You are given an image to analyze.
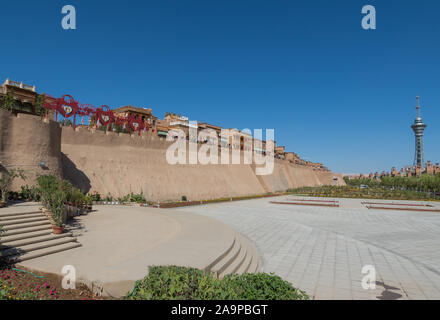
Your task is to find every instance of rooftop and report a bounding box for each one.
[113,105,153,116]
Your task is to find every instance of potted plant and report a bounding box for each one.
[84,194,93,213]
[49,190,66,234]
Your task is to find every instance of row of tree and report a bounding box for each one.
[344,174,440,193]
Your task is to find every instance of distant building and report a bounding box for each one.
[274,146,285,160]
[113,105,157,128]
[0,78,57,117]
[155,119,170,138]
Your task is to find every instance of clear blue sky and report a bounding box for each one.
[1,0,439,174]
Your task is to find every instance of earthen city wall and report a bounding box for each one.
[0,110,344,201]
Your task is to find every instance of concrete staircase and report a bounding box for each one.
[0,208,81,264]
[206,232,260,278]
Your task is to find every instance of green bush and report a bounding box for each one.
[127,266,309,300]
[20,185,31,200]
[38,175,86,206]
[131,192,146,203]
[20,184,40,201]
[89,192,101,202]
[29,186,41,201]
[118,194,131,203]
[37,175,59,206]
[84,194,93,206]
[181,195,187,202]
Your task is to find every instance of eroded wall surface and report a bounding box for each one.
[0,110,344,199]
[61,127,344,201]
[0,109,62,190]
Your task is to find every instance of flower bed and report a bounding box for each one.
[0,266,104,300]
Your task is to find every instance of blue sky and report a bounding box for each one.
[0,0,439,173]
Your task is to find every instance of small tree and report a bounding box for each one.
[0,169,26,203]
[36,175,59,206]
[49,190,66,227]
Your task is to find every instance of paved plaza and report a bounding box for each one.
[15,204,257,297]
[174,196,440,300]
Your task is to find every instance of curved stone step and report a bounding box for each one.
[235,237,255,275]
[210,236,242,277]
[204,238,236,272]
[247,254,260,274]
[6,242,82,264]
[236,248,253,274]
[1,237,78,257]
[219,234,248,279]
[0,229,53,243]
[0,216,48,226]
[159,211,238,273]
[243,234,260,274]
[1,232,73,248]
[2,220,51,231]
[2,225,52,237]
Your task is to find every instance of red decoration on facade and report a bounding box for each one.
[42,94,149,133]
[57,95,78,118]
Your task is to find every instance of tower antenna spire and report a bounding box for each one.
[416,96,421,118]
[411,96,426,169]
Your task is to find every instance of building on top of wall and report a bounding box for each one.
[166,115,197,139]
[285,152,299,163]
[198,122,223,146]
[223,129,251,151]
[164,112,187,123]
[252,137,267,155]
[198,122,222,136]
[0,78,56,117]
[274,146,285,160]
[155,119,170,139]
[113,105,157,128]
[0,78,37,112]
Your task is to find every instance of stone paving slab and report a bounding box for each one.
[175,196,440,300]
